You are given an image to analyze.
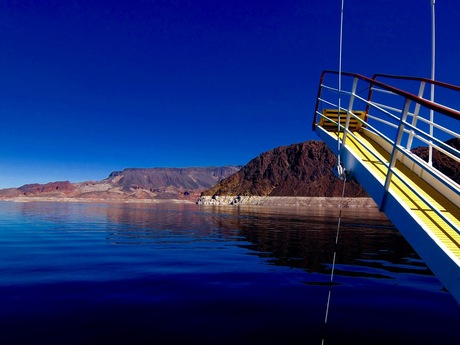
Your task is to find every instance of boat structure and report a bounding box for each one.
[312,70,460,304]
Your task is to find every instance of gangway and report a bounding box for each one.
[312,70,460,304]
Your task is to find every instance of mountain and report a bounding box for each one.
[0,166,242,201]
[1,138,457,202]
[201,141,368,198]
[201,138,460,198]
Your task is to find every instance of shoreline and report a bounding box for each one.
[196,195,378,208]
[0,196,196,204]
[0,195,379,208]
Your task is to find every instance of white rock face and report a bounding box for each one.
[196,195,377,208]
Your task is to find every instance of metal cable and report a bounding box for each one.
[322,2,346,343]
[321,174,347,345]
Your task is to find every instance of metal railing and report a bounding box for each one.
[312,70,460,234]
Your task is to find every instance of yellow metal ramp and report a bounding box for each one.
[313,70,460,303]
[342,131,460,261]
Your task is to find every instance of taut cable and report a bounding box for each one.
[321,172,347,345]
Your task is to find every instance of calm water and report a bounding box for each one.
[0,201,459,345]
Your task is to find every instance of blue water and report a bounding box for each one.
[0,201,459,345]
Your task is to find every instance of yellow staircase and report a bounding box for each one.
[319,109,366,132]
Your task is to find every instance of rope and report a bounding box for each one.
[321,173,347,345]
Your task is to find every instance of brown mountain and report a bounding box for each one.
[202,141,368,198]
[0,166,242,201]
[202,138,460,198]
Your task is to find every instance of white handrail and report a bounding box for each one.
[334,126,460,235]
[314,72,460,227]
[319,78,460,161]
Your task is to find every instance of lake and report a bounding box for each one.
[0,201,459,345]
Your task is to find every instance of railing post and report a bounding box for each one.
[406,81,426,150]
[429,0,436,166]
[380,98,411,211]
[312,72,327,131]
[342,77,358,148]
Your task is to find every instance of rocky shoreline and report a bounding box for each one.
[0,196,196,204]
[196,195,378,208]
[1,195,379,208]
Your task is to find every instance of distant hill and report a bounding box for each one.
[0,166,242,201]
[106,167,242,193]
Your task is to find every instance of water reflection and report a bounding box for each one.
[2,200,458,345]
[99,202,430,279]
[11,201,431,280]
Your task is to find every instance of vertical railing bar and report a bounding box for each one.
[342,77,359,148]
[407,81,426,150]
[429,0,436,166]
[380,98,411,211]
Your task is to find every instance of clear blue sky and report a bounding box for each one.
[0,0,459,188]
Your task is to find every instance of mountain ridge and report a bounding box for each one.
[0,166,242,201]
[1,138,458,202]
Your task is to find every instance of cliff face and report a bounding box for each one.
[107,167,241,192]
[202,141,368,198]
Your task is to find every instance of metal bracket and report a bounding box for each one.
[335,163,349,181]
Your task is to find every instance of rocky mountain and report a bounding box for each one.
[201,138,460,198]
[0,166,242,201]
[201,141,368,198]
[106,167,242,193]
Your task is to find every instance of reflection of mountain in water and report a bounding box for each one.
[102,203,431,279]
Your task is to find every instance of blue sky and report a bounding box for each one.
[0,0,459,188]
